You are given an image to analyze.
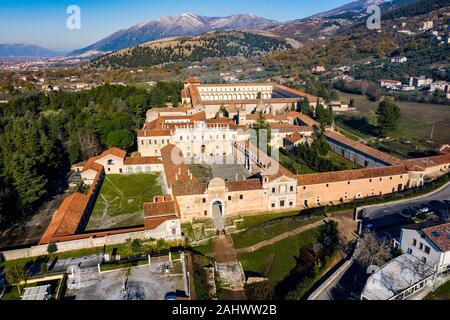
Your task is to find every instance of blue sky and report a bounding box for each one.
[0,0,352,51]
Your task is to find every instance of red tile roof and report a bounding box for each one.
[39,192,89,244]
[296,165,408,186]
[403,154,450,171]
[325,130,402,165]
[144,201,178,217]
[184,76,201,84]
[226,179,262,192]
[124,156,162,165]
[422,222,450,253]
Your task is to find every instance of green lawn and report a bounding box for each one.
[192,239,214,255]
[100,259,149,272]
[232,216,322,249]
[86,173,162,230]
[238,228,319,282]
[235,210,304,230]
[326,151,361,170]
[425,280,450,300]
[337,91,450,147]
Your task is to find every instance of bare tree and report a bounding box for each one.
[77,128,101,159]
[354,232,392,267]
[117,263,133,292]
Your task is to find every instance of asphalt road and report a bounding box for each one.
[315,184,450,300]
[361,184,450,238]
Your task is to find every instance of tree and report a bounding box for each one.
[5,263,27,294]
[106,129,134,151]
[376,99,401,137]
[300,97,312,116]
[354,232,393,267]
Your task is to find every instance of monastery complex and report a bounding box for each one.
[40,77,450,245]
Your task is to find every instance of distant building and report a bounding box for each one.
[361,254,434,300]
[410,76,433,89]
[430,81,450,93]
[312,66,326,73]
[378,79,402,90]
[399,221,450,272]
[420,21,434,31]
[391,56,408,64]
[329,100,354,113]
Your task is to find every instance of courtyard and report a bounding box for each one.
[86,173,162,231]
[73,263,184,300]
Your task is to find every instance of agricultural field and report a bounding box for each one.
[336,92,450,154]
[85,173,162,231]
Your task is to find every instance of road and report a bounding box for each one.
[314,184,450,300]
[361,184,450,239]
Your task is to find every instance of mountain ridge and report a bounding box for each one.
[69,13,280,56]
[0,43,63,58]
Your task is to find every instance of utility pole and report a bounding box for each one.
[430,121,436,140]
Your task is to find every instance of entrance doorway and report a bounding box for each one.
[211,200,225,231]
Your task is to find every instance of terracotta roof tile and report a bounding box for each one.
[325,130,402,165]
[124,156,162,165]
[422,222,450,252]
[226,179,262,192]
[403,154,450,171]
[296,165,408,186]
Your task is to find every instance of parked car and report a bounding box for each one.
[417,206,430,214]
[402,208,417,217]
[164,292,177,300]
[363,224,374,233]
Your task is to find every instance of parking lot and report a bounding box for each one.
[361,184,450,240]
[73,263,184,300]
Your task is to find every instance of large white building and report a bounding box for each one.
[399,221,450,272]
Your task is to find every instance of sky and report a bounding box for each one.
[0,0,352,51]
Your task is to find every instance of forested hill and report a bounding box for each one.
[0,81,182,224]
[90,31,292,69]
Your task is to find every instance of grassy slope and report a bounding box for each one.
[425,280,450,300]
[238,228,319,282]
[232,216,322,249]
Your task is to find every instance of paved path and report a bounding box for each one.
[236,219,329,254]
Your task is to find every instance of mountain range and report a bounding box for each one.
[0,44,63,58]
[69,13,279,56]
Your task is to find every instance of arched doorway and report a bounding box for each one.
[211,199,225,231]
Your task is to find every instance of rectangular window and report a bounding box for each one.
[413,239,417,246]
[202,198,206,203]
[421,257,427,263]
[239,195,243,200]
[280,200,285,207]
[289,201,293,206]
[424,246,430,254]
[407,248,413,254]
[228,196,232,201]
[290,186,294,192]
[272,187,276,194]
[271,202,275,208]
[419,243,423,250]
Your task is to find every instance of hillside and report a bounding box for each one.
[0,43,62,58]
[90,31,292,69]
[70,13,279,56]
[263,0,450,83]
